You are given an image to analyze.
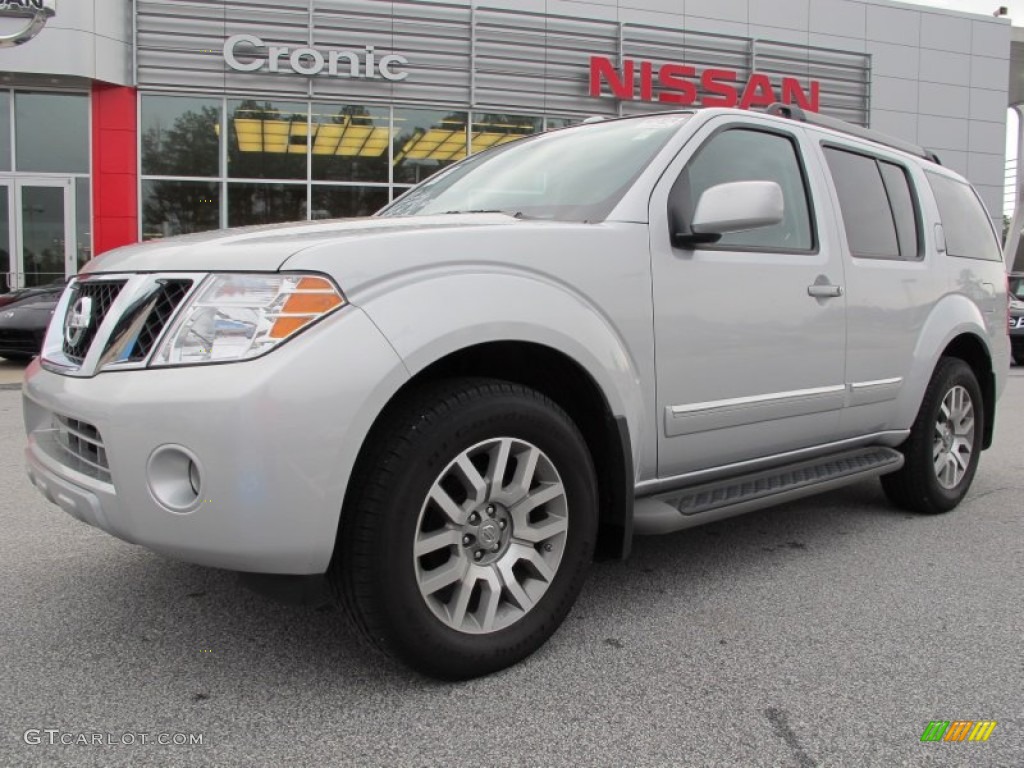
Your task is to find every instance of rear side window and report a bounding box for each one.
[823,146,920,260]
[671,128,814,251]
[926,172,1001,262]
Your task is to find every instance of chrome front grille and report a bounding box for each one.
[100,279,193,364]
[42,273,203,377]
[53,413,110,482]
[62,280,127,362]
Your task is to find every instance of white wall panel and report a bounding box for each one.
[865,4,920,48]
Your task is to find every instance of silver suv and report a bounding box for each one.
[23,107,1009,678]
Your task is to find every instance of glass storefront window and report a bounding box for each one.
[75,178,91,268]
[312,104,390,183]
[228,100,309,180]
[393,109,468,185]
[471,114,541,155]
[134,98,598,231]
[15,92,89,173]
[0,92,9,171]
[142,180,220,240]
[311,185,389,220]
[544,117,581,132]
[141,95,221,177]
[228,183,306,226]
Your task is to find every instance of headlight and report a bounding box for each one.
[152,273,345,366]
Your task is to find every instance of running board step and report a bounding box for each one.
[633,446,903,535]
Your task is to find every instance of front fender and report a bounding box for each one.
[355,267,647,477]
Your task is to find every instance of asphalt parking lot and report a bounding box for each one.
[1,368,1021,768]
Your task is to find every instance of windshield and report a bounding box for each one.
[380,113,690,222]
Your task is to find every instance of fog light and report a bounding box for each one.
[147,445,202,513]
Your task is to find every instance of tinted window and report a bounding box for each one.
[671,128,813,251]
[824,147,900,259]
[879,161,920,259]
[926,172,1001,262]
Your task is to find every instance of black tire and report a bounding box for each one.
[330,378,598,679]
[1,354,32,362]
[881,357,984,514]
[1013,352,1023,366]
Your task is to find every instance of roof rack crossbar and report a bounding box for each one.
[766,103,942,165]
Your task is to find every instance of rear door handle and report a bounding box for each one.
[807,283,843,298]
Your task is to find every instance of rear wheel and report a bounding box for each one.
[331,378,597,679]
[881,358,983,514]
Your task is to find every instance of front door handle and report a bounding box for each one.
[807,283,843,298]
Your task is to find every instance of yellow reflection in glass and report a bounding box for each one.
[233,114,390,157]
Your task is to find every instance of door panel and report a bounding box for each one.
[649,117,847,477]
[811,142,941,438]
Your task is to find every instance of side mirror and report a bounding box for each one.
[673,180,785,247]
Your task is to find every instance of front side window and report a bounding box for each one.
[383,114,689,222]
[926,172,1001,262]
[824,147,920,260]
[670,128,814,251]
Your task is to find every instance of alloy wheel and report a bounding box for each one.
[932,384,975,490]
[412,437,568,634]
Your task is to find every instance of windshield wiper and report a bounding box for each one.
[441,209,525,218]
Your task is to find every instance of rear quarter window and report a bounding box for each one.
[925,172,1001,262]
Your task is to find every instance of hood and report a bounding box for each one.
[83,214,518,275]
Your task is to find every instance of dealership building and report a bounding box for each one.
[0,0,1013,289]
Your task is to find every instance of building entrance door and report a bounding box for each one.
[9,177,74,290]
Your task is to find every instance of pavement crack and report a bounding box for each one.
[765,706,816,768]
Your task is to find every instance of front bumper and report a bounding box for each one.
[23,305,408,574]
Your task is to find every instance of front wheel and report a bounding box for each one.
[881,358,983,514]
[331,378,598,679]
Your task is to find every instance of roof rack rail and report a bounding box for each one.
[766,103,942,166]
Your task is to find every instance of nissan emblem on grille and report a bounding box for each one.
[64,296,93,347]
